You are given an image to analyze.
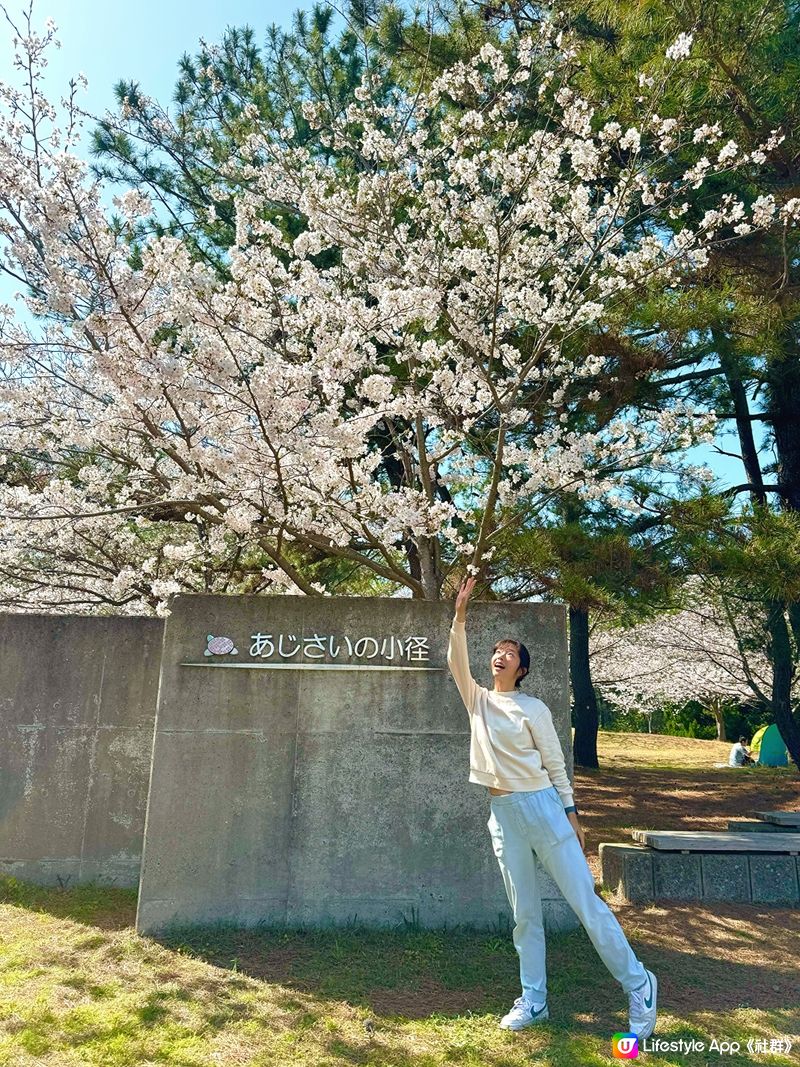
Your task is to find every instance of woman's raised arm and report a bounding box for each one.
[447,577,479,713]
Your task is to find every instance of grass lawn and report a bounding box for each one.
[1,731,798,1067]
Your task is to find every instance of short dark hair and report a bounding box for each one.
[739,736,748,744]
[493,638,530,689]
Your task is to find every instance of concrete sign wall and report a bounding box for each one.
[136,594,573,934]
[0,613,163,886]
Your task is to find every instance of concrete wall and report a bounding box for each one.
[137,594,574,934]
[0,613,163,887]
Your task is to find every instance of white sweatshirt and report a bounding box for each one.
[447,617,576,811]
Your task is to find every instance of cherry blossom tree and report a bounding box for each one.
[0,8,795,614]
[590,578,797,737]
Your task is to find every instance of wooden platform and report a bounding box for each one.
[753,810,800,828]
[631,830,800,853]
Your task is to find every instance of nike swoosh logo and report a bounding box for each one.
[644,976,653,1009]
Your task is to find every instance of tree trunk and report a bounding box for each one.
[708,696,727,742]
[417,536,441,600]
[718,331,800,772]
[766,601,800,773]
[768,341,800,512]
[716,329,767,503]
[765,335,800,771]
[570,604,600,768]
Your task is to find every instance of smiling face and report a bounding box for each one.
[491,640,528,690]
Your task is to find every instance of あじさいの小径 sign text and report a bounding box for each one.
[185,631,442,671]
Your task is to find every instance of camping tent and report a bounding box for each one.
[750,723,789,767]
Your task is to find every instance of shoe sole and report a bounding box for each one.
[500,1007,550,1030]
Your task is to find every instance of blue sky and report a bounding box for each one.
[1,0,763,491]
[2,0,301,117]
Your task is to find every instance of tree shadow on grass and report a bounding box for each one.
[4,870,796,1031]
[154,911,800,1034]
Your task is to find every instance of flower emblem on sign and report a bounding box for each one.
[204,634,238,656]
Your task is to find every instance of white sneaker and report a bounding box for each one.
[499,994,549,1030]
[628,969,658,1039]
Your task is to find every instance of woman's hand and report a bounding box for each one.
[454,576,477,622]
[568,812,586,851]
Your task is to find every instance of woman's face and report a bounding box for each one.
[491,641,525,686]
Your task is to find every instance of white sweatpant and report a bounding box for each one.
[487,786,648,1004]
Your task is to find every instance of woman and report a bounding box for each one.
[447,576,657,1037]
